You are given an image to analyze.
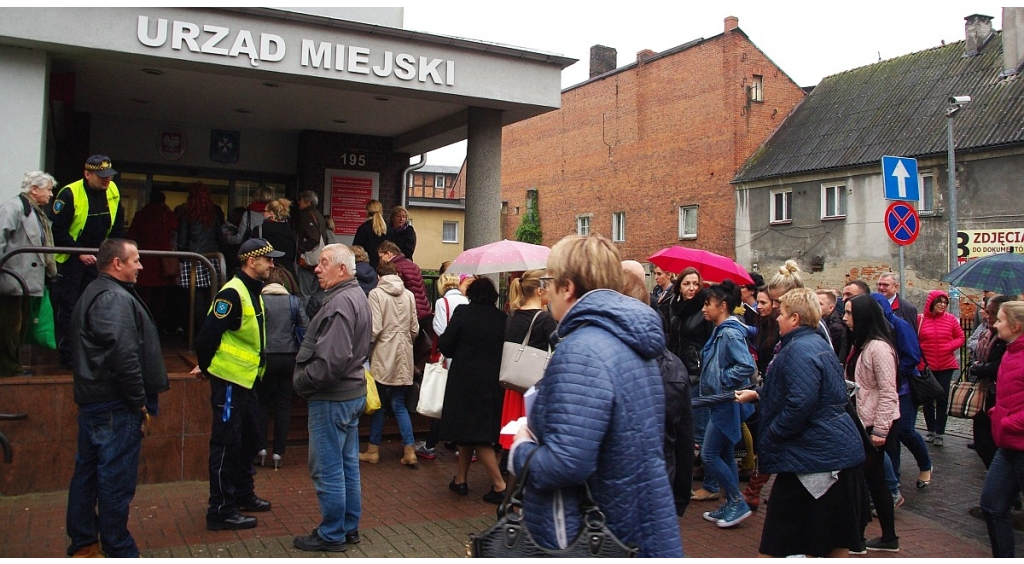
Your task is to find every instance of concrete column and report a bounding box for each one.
[464,106,503,250]
[0,46,48,200]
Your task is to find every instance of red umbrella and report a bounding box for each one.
[648,246,755,285]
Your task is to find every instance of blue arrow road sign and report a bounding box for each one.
[882,155,919,201]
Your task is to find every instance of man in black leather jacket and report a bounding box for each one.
[66,239,169,558]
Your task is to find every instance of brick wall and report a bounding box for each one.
[297,130,409,213]
[500,23,805,264]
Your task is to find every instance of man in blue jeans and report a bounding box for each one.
[66,239,169,557]
[292,244,371,552]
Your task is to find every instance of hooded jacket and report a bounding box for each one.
[917,290,965,371]
[368,274,419,386]
[510,289,683,557]
[700,316,757,443]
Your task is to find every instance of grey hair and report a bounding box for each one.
[879,271,900,285]
[253,186,275,202]
[21,171,56,194]
[299,190,319,206]
[321,243,356,273]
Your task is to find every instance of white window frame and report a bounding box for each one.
[919,172,935,213]
[442,220,458,243]
[821,183,847,220]
[611,212,626,242]
[434,174,445,189]
[576,214,591,236]
[678,205,698,240]
[750,75,764,102]
[770,188,792,224]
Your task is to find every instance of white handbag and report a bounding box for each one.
[417,358,448,419]
[499,311,552,394]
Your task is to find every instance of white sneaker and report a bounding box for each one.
[925,432,935,443]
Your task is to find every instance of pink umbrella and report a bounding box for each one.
[447,240,550,275]
[648,246,755,285]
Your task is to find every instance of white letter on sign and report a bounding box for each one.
[137,16,167,47]
[260,34,285,62]
[418,57,443,84]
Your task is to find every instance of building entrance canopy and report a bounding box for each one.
[0,7,573,158]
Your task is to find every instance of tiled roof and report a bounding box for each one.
[734,32,1024,183]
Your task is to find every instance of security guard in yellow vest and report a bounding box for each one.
[49,155,125,368]
[192,238,283,531]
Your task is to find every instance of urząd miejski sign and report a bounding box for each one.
[136,15,455,86]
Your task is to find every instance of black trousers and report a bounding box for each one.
[256,354,296,456]
[52,259,97,364]
[208,377,261,518]
[862,426,898,541]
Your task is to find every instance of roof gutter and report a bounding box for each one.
[402,154,427,209]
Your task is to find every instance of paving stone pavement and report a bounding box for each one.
[1,420,1022,557]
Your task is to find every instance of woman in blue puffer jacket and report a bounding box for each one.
[738,288,865,557]
[697,279,758,529]
[509,235,683,557]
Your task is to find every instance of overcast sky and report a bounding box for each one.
[401,2,1005,166]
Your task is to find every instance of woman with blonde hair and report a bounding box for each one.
[499,270,557,449]
[387,205,417,261]
[353,199,388,268]
[256,197,297,277]
[509,235,682,556]
[413,268,470,460]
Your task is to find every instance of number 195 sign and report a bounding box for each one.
[339,152,366,167]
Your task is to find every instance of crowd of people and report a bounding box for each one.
[4,160,1024,557]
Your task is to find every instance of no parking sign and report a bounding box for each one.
[885,201,920,246]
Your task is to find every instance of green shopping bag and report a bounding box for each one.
[25,288,56,350]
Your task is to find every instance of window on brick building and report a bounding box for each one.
[821,183,847,219]
[678,205,698,239]
[919,173,935,213]
[770,189,792,224]
[612,212,626,242]
[442,220,459,243]
[576,214,591,236]
[750,75,764,103]
[435,175,445,189]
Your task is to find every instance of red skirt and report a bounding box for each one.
[498,389,526,449]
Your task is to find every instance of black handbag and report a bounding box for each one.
[908,367,945,405]
[468,452,639,558]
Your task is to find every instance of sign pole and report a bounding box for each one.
[898,246,905,304]
[947,111,961,320]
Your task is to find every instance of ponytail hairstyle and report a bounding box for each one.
[706,279,742,313]
[767,259,804,295]
[366,199,386,236]
[264,198,292,221]
[508,269,544,312]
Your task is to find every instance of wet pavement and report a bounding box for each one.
[0,416,1020,558]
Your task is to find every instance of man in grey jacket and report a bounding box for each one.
[292,244,371,552]
[66,238,169,558]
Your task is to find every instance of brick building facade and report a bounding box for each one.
[500,17,805,264]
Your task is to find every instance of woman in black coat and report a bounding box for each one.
[438,277,508,503]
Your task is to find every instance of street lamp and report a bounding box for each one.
[946,95,970,319]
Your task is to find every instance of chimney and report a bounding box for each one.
[589,45,617,78]
[964,13,995,56]
[637,49,655,65]
[1003,7,1024,76]
[724,16,739,33]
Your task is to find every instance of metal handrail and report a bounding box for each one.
[0,246,223,350]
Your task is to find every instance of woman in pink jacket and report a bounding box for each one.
[844,294,900,552]
[979,300,1024,557]
[917,290,966,446]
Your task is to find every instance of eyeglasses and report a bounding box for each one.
[539,276,554,289]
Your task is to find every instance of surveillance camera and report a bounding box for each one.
[948,95,971,105]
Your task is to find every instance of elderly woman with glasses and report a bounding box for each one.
[0,171,57,377]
